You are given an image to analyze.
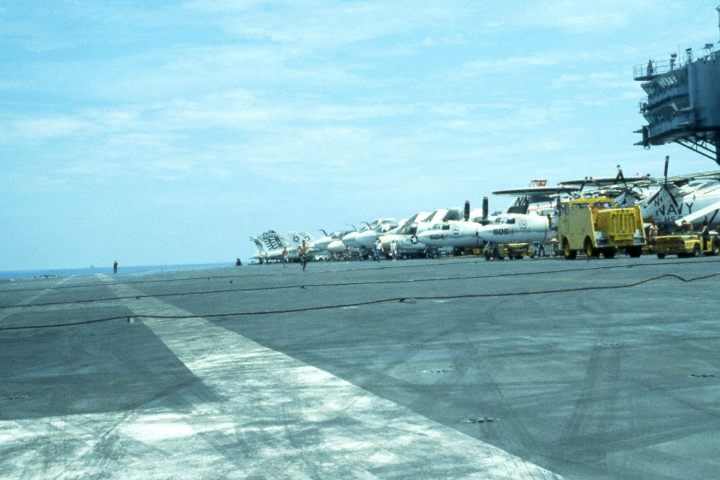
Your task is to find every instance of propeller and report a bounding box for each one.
[482,196,489,224]
[663,155,669,184]
[464,200,470,222]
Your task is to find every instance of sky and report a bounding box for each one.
[2,0,719,270]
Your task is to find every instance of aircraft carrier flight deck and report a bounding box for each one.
[1,257,719,480]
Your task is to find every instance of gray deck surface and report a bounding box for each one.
[1,257,719,479]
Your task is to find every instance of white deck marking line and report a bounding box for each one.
[0,276,74,323]
[105,278,562,479]
[0,277,562,479]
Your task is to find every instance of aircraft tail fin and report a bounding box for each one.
[675,199,720,226]
[250,237,266,253]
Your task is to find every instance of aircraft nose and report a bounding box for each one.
[416,231,436,245]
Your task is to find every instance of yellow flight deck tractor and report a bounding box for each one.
[557,197,646,259]
[655,232,719,258]
[483,242,532,261]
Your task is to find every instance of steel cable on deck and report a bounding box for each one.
[4,257,720,295]
[2,259,720,310]
[0,259,488,293]
[1,272,717,332]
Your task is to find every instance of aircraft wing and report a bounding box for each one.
[666,170,720,185]
[674,200,720,226]
[559,176,653,187]
[492,186,580,196]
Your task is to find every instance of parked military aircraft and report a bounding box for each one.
[378,212,433,258]
[416,212,550,250]
[561,158,720,228]
[343,219,398,257]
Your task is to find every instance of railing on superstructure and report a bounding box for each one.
[634,50,720,81]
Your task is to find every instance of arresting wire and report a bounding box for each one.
[3,258,720,310]
[0,259,486,293]
[1,272,717,332]
[4,257,720,295]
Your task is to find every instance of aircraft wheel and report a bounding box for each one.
[692,244,701,257]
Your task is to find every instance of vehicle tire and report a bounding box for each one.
[514,255,524,260]
[562,238,576,260]
[692,244,701,257]
[656,253,666,259]
[603,248,616,259]
[584,238,598,258]
[712,239,720,256]
[627,246,642,258]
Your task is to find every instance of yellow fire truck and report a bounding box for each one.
[557,197,646,259]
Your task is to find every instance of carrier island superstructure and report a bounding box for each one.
[634,5,720,165]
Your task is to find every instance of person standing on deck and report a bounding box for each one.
[300,240,309,271]
[113,261,118,274]
[701,218,710,250]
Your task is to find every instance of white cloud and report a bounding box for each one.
[10,117,92,139]
[552,72,631,89]
[516,0,653,33]
[184,0,464,49]
[181,0,266,12]
[452,54,561,78]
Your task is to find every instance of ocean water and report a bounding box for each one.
[0,262,230,281]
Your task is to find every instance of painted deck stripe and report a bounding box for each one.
[0,277,562,479]
[104,278,562,479]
